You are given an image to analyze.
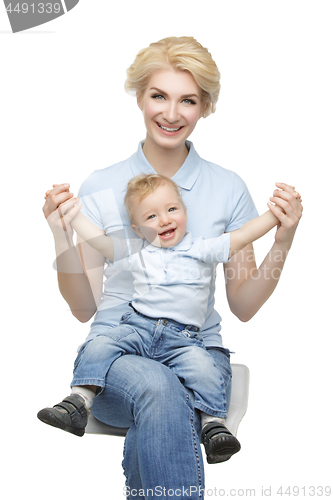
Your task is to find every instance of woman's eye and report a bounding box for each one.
[152,94,164,100]
[183,99,196,105]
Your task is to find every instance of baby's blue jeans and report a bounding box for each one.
[72,308,230,418]
[71,309,232,499]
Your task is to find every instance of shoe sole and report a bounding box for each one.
[37,409,85,437]
[205,434,241,464]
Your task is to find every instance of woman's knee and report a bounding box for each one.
[136,360,186,406]
[103,355,186,404]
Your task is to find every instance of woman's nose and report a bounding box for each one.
[163,101,180,123]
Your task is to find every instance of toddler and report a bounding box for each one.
[38,174,279,463]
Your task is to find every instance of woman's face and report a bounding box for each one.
[137,69,204,152]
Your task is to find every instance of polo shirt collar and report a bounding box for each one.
[144,231,194,253]
[130,140,202,191]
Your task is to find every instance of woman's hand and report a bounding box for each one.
[43,183,82,241]
[267,182,303,250]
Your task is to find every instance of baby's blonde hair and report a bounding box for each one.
[125,36,220,118]
[125,174,187,223]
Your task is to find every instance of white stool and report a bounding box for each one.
[86,363,250,437]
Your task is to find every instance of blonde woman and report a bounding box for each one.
[42,37,302,499]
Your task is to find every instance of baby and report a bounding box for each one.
[38,173,279,463]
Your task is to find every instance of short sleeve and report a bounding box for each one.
[226,173,258,232]
[112,236,143,262]
[77,172,104,229]
[195,233,231,264]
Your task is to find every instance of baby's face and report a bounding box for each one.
[131,183,187,248]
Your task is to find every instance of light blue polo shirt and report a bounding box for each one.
[78,141,258,347]
[112,231,231,328]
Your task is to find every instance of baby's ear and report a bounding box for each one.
[131,224,144,239]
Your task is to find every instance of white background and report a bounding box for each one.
[1,1,332,498]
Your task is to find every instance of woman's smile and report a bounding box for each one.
[156,122,184,135]
[137,69,203,155]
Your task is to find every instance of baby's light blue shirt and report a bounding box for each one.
[78,141,258,348]
[112,231,231,329]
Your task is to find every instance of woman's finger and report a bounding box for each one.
[276,182,303,201]
[56,201,82,234]
[46,183,69,195]
[275,182,302,200]
[46,198,81,238]
[272,189,303,215]
[269,198,303,231]
[267,202,287,223]
[269,196,290,213]
[54,197,80,219]
[273,187,296,202]
[270,195,303,217]
[44,184,62,198]
[63,201,82,223]
[43,185,73,218]
[275,182,296,193]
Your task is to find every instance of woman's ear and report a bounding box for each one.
[136,93,143,111]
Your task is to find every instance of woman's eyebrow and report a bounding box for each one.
[150,87,166,94]
[150,87,199,99]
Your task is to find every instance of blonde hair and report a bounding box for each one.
[125,36,220,118]
[125,174,187,223]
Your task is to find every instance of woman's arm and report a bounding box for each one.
[43,184,105,323]
[229,210,278,258]
[224,183,303,322]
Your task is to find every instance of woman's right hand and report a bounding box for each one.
[42,183,82,241]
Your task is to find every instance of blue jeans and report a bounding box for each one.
[72,310,229,418]
[72,312,232,499]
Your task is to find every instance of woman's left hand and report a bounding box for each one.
[267,182,303,250]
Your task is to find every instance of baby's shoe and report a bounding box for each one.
[37,394,87,437]
[201,422,241,463]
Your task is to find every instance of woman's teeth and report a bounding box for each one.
[158,123,182,132]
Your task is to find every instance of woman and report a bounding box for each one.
[42,37,302,499]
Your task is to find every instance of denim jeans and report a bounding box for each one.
[72,312,232,499]
[72,309,229,418]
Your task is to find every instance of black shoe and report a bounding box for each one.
[37,395,87,437]
[201,422,241,463]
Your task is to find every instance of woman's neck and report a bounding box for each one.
[142,136,189,178]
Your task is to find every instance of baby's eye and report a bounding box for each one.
[168,207,176,212]
[147,214,156,220]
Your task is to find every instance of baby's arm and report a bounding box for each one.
[71,212,115,262]
[229,210,279,258]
